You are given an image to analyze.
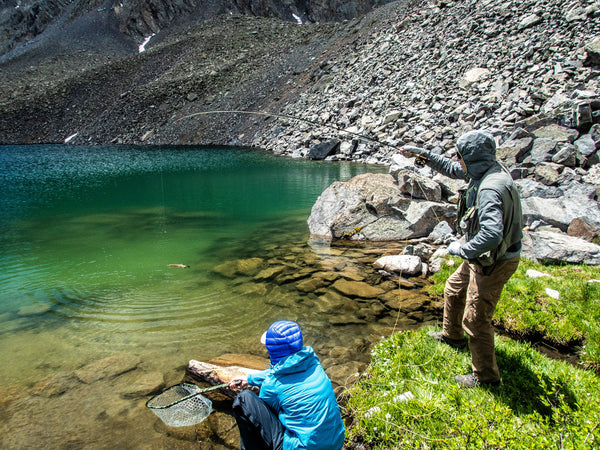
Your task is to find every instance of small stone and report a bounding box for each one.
[526,269,550,278]
[518,14,542,30]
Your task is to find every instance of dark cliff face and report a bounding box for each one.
[0,0,390,59]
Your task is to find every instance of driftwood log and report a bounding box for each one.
[186,353,268,399]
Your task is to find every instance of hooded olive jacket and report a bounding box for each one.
[420,131,523,265]
[247,346,345,450]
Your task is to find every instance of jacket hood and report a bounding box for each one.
[274,346,318,375]
[263,320,303,365]
[456,130,497,180]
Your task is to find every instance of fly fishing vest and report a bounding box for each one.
[456,163,523,267]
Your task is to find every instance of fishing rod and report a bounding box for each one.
[174,109,425,165]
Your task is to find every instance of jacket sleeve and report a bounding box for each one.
[458,189,504,260]
[246,370,268,387]
[422,151,467,180]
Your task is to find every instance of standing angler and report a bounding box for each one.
[401,130,523,388]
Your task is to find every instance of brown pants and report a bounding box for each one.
[443,255,520,383]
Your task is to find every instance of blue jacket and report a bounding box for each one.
[246,346,345,450]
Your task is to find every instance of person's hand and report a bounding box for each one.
[228,377,248,390]
[398,145,425,157]
[447,241,462,256]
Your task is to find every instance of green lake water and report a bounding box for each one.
[2,145,429,448]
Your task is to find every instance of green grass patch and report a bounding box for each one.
[425,258,600,369]
[345,328,600,449]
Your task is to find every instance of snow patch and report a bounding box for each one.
[292,14,303,25]
[139,34,155,53]
[64,133,78,143]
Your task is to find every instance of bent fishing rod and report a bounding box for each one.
[174,109,427,165]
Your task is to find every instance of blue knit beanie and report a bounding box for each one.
[261,320,303,365]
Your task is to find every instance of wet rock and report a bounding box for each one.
[121,371,165,398]
[213,258,264,278]
[30,372,79,397]
[254,266,286,281]
[233,282,269,296]
[331,279,385,298]
[379,289,426,311]
[296,276,330,293]
[325,361,366,387]
[329,314,367,325]
[75,354,141,384]
[17,303,52,316]
[316,290,359,314]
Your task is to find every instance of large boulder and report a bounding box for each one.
[517,179,600,230]
[307,173,455,240]
[522,230,600,265]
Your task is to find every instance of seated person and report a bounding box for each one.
[229,320,345,450]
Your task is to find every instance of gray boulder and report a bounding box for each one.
[584,36,600,67]
[522,230,600,265]
[518,179,600,230]
[396,169,442,201]
[307,173,455,240]
[307,139,340,160]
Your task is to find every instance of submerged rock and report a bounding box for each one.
[74,354,141,384]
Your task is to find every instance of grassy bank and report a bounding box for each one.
[345,328,600,448]
[427,258,600,370]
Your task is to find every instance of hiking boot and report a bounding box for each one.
[427,331,467,349]
[455,373,501,388]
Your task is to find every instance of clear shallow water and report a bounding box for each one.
[1,145,422,448]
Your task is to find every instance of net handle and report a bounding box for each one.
[146,382,229,410]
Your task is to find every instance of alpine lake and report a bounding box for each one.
[0,145,438,448]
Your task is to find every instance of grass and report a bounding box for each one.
[426,258,600,369]
[345,328,600,449]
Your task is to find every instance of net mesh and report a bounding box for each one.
[146,383,213,427]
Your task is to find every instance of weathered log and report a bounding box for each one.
[186,357,264,399]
